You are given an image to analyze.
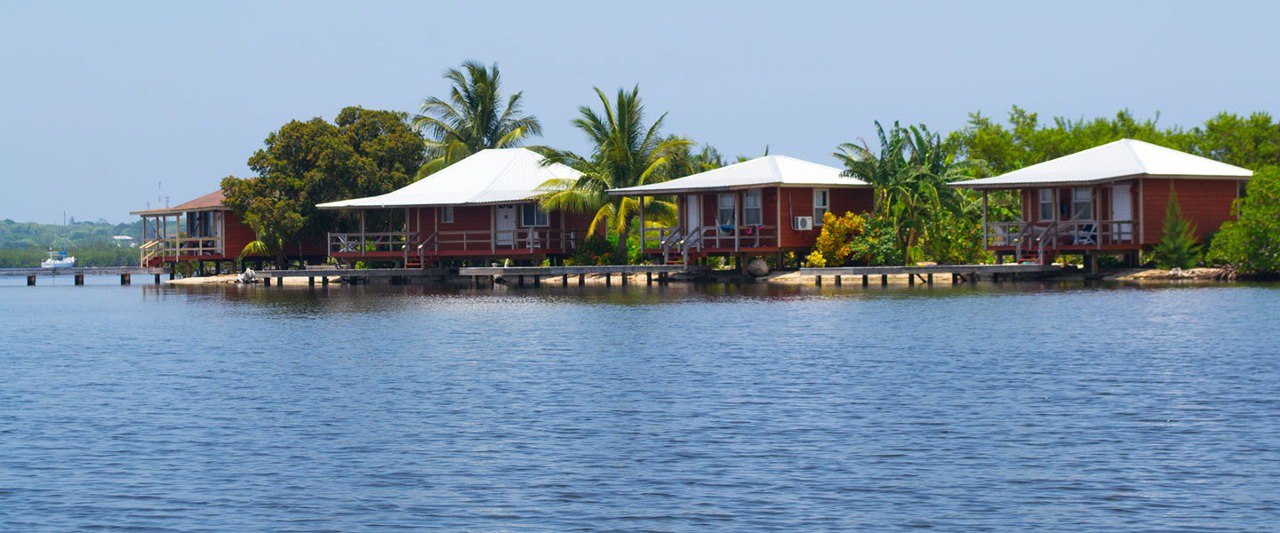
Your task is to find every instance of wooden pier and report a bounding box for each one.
[800,264,1062,286]
[1,267,167,286]
[257,267,435,286]
[458,265,686,288]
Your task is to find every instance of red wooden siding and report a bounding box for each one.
[222,211,256,259]
[1139,178,1240,244]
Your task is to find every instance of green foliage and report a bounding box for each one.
[221,107,425,265]
[0,246,137,268]
[1151,189,1201,269]
[413,61,542,176]
[849,213,904,266]
[835,122,977,265]
[567,235,624,266]
[804,211,866,267]
[1208,166,1280,273]
[239,240,270,259]
[538,86,692,260]
[0,219,141,249]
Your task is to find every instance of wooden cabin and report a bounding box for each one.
[131,190,254,270]
[955,139,1252,266]
[132,189,327,271]
[609,155,873,266]
[317,148,593,267]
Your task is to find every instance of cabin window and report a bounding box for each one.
[718,194,736,226]
[441,206,454,223]
[1037,189,1054,221]
[1071,188,1093,220]
[743,189,762,226]
[521,204,549,227]
[813,189,830,225]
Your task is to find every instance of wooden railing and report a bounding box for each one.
[139,236,225,265]
[985,219,1140,261]
[697,225,778,250]
[328,232,417,256]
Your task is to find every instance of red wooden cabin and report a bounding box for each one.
[955,139,1252,266]
[131,190,254,270]
[317,148,593,268]
[609,155,873,266]
[132,190,328,270]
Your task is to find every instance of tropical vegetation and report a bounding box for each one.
[537,86,692,259]
[413,61,542,177]
[1208,166,1280,274]
[221,106,425,266]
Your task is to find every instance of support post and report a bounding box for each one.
[121,274,131,285]
[562,274,568,286]
[621,272,628,286]
[578,274,585,286]
[605,273,611,286]
[75,274,84,286]
[154,273,161,284]
[308,276,315,287]
[263,277,271,287]
[908,273,915,286]
[815,275,822,286]
[647,272,653,285]
[927,273,933,285]
[881,274,887,286]
[862,275,868,287]
[518,275,525,287]
[322,276,329,286]
[27,275,36,286]
[534,275,541,287]
[276,276,283,287]
[834,275,842,286]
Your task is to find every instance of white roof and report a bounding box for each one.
[608,155,868,195]
[957,139,1252,189]
[317,148,581,208]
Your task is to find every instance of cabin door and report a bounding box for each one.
[685,195,701,233]
[1111,183,1133,242]
[496,204,517,247]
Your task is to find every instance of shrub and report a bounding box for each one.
[805,211,866,267]
[850,213,904,266]
[1151,189,1201,269]
[1208,166,1280,274]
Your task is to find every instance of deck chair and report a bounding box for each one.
[1072,224,1097,246]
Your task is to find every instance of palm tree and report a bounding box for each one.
[835,122,972,265]
[413,61,542,176]
[538,86,692,260]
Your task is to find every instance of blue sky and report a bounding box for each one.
[1,0,1276,223]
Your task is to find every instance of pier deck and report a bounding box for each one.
[800,264,1062,286]
[2,266,167,286]
[458,265,686,287]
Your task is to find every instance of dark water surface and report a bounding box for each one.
[2,280,1279,530]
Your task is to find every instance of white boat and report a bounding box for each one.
[41,250,76,269]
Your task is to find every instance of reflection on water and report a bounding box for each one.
[2,280,1279,529]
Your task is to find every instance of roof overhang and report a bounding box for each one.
[952,173,1252,190]
[608,181,871,196]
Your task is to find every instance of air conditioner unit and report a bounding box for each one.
[793,216,814,231]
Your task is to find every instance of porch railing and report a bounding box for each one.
[985,219,1140,262]
[328,232,418,256]
[139,236,225,265]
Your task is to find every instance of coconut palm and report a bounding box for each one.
[413,61,542,176]
[538,86,692,260]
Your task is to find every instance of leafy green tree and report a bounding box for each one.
[538,86,692,260]
[1208,166,1280,274]
[413,61,542,177]
[835,122,974,265]
[1151,189,1201,269]
[222,107,425,266]
[1183,112,1280,168]
[804,211,865,267]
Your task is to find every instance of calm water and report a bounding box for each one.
[2,279,1279,530]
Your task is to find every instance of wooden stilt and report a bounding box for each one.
[263,277,271,287]
[154,273,161,284]
[605,273,612,286]
[927,273,933,285]
[562,274,568,286]
[881,274,887,286]
[834,275,842,286]
[322,276,329,286]
[121,274,131,285]
[578,274,585,286]
[815,275,823,286]
[646,272,653,285]
[276,276,283,287]
[74,274,84,285]
[908,273,915,286]
[862,274,868,287]
[533,275,541,287]
[27,275,36,286]
[621,273,628,286]
[517,275,525,287]
[308,276,315,287]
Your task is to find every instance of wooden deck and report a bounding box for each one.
[800,264,1062,285]
[458,265,687,287]
[2,266,167,286]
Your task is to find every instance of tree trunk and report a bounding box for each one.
[617,218,631,263]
